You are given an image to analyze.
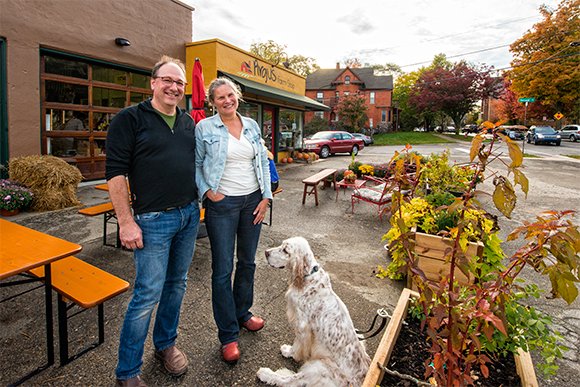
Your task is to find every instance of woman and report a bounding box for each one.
[195,77,272,363]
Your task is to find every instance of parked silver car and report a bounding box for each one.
[558,124,580,142]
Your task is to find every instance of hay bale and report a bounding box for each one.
[8,155,83,212]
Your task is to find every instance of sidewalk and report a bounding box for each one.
[1,147,579,386]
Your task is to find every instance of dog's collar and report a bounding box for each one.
[304,265,319,277]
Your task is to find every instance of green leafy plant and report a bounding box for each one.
[0,179,34,211]
[384,121,579,386]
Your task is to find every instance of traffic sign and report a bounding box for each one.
[554,112,564,120]
[518,98,535,103]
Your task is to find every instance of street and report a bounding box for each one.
[1,138,579,386]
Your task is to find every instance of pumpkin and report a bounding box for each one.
[287,157,293,163]
[297,153,303,159]
[281,158,287,163]
[304,154,309,159]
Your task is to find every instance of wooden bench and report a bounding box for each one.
[263,188,283,226]
[302,168,337,205]
[28,257,129,366]
[78,202,119,247]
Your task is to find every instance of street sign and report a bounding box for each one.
[554,112,564,120]
[518,98,535,103]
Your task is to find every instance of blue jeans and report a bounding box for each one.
[115,201,199,380]
[204,189,263,345]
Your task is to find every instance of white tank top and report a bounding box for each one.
[217,133,259,196]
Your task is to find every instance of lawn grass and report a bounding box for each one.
[563,154,580,160]
[523,153,541,158]
[373,132,455,146]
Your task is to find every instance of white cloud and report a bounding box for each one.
[186,0,561,73]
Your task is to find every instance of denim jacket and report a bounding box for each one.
[195,113,273,203]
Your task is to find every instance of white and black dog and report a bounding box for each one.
[257,237,370,387]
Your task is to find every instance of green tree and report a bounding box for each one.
[393,54,454,132]
[369,62,404,79]
[250,40,320,77]
[335,94,368,132]
[288,55,320,77]
[304,116,329,136]
[408,61,497,134]
[507,0,580,122]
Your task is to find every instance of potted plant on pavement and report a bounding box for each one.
[0,179,34,216]
[366,122,579,387]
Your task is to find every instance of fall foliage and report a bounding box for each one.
[507,0,580,121]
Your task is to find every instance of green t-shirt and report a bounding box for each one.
[154,108,176,131]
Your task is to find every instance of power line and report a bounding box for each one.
[356,15,541,57]
[393,51,580,90]
[400,44,512,68]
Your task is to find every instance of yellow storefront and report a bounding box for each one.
[185,39,329,162]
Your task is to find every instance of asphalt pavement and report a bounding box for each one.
[1,137,579,386]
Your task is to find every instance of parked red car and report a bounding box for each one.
[304,131,365,158]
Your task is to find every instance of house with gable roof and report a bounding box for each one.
[305,63,395,132]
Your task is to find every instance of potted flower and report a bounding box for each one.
[0,179,34,216]
[368,123,579,387]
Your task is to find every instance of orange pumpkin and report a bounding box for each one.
[281,158,287,163]
[287,157,293,163]
[297,153,304,159]
[304,154,309,159]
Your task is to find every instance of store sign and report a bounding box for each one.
[238,59,296,91]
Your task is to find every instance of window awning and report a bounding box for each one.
[218,71,330,111]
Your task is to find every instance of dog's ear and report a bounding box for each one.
[291,249,309,289]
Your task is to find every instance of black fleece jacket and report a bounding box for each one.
[105,99,197,215]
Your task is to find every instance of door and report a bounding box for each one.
[0,38,7,179]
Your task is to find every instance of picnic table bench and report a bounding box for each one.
[302,168,337,206]
[29,257,129,366]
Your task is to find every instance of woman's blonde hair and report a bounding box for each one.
[207,77,243,106]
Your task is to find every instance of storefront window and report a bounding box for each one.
[130,73,151,89]
[44,56,88,79]
[41,52,152,179]
[130,92,149,106]
[45,80,88,105]
[239,101,260,123]
[92,112,116,132]
[279,109,303,151]
[93,65,126,85]
[93,87,127,108]
[48,109,88,132]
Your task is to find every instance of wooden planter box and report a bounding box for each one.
[362,288,538,387]
[406,227,485,291]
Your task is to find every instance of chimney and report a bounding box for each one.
[336,62,340,70]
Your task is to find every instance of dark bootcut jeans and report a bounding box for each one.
[204,189,263,345]
[115,201,200,380]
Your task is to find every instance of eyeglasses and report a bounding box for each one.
[155,76,187,89]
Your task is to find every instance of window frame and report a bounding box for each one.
[40,51,153,179]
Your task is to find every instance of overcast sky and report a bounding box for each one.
[184,0,561,75]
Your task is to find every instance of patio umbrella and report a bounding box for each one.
[190,58,206,124]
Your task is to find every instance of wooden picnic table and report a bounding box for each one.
[301,168,337,205]
[0,219,82,386]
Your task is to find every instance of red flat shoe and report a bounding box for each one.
[242,316,264,332]
[222,341,239,363]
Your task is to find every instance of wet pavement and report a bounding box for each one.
[1,139,579,386]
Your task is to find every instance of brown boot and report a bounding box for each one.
[116,375,147,387]
[155,345,188,376]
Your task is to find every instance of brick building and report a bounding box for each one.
[305,64,394,132]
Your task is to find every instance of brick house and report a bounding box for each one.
[305,63,394,132]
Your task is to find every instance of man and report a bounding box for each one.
[105,56,199,387]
